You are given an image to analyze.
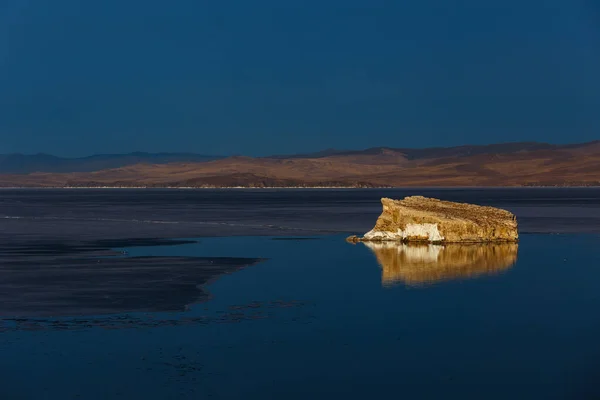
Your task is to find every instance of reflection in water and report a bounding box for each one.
[363,242,518,286]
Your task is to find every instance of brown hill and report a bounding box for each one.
[1,141,599,187]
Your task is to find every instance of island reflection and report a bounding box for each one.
[363,242,518,286]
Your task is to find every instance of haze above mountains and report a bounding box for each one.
[0,152,224,174]
[1,141,599,187]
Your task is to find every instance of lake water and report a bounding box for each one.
[1,189,600,399]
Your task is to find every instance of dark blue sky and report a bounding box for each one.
[1,0,599,156]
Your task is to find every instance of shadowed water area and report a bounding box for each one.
[1,189,600,399]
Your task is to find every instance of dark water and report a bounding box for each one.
[2,188,600,241]
[1,189,600,399]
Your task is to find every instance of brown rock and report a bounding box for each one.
[350,196,518,243]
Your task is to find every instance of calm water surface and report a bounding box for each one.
[1,189,600,399]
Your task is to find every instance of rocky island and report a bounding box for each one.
[347,196,518,243]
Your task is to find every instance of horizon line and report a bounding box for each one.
[2,139,598,159]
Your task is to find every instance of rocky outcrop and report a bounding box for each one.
[347,196,518,243]
[363,242,518,286]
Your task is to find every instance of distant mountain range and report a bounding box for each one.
[0,152,224,174]
[276,141,594,160]
[1,141,599,187]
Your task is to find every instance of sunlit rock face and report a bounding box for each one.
[349,196,518,243]
[363,242,518,286]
